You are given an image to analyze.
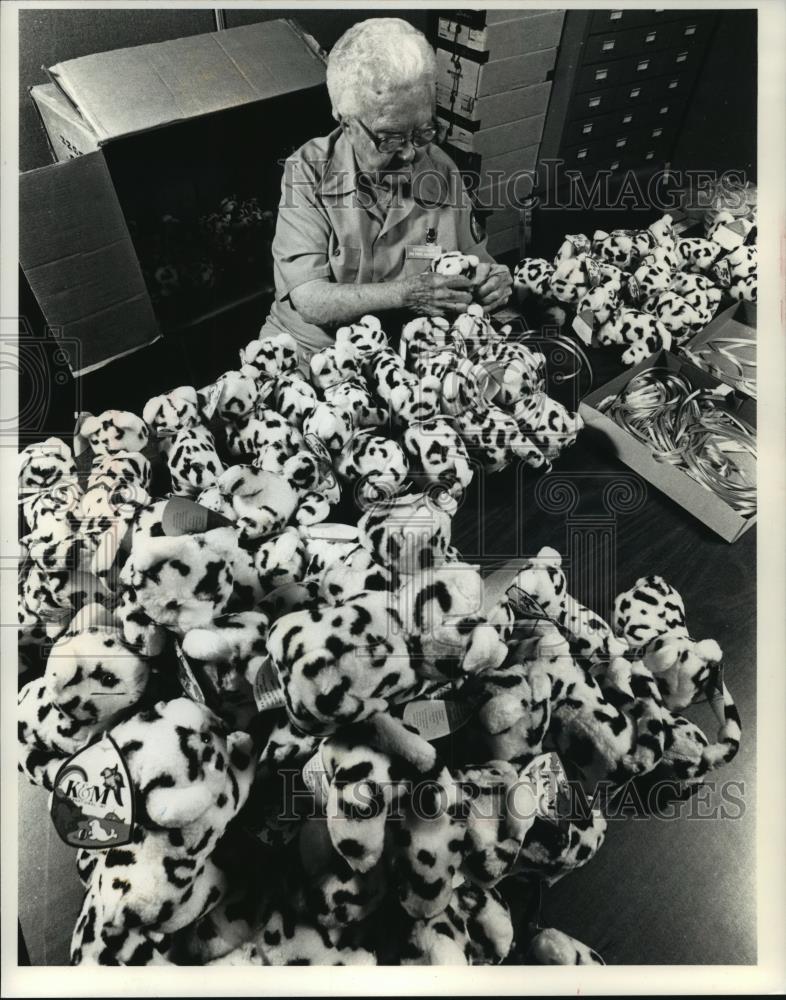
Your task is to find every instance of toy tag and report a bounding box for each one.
[303,433,338,492]
[301,743,330,811]
[300,522,359,543]
[521,751,572,825]
[73,411,95,458]
[402,699,473,741]
[200,380,224,421]
[252,655,285,712]
[557,234,590,260]
[625,275,642,304]
[711,257,732,288]
[572,311,594,346]
[505,583,551,624]
[584,256,603,288]
[161,497,233,536]
[50,734,135,849]
[174,641,207,704]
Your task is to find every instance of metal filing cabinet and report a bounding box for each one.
[537,9,718,186]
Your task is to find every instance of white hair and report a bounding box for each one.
[326,18,437,120]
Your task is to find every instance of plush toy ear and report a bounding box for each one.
[695,638,723,664]
[79,415,101,440]
[462,625,508,675]
[146,783,214,828]
[479,694,524,736]
[646,636,682,672]
[182,627,232,666]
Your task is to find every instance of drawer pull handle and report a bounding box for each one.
[622,113,633,124]
[595,68,608,81]
[610,10,623,20]
[645,151,655,160]
[610,160,620,170]
[637,59,650,71]
[630,87,641,97]
[602,39,616,51]
[652,128,663,137]
[582,124,594,134]
[676,51,688,63]
[589,96,601,108]
[577,148,588,159]
[659,105,669,114]
[645,31,657,43]
[668,79,678,88]
[685,24,697,36]
[616,138,627,148]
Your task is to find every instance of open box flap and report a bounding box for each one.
[19,152,160,376]
[47,19,326,144]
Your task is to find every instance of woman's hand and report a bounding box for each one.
[472,263,514,312]
[400,273,474,317]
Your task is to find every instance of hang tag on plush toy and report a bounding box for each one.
[401,698,473,741]
[584,256,603,288]
[505,584,551,625]
[252,655,286,712]
[711,257,732,288]
[174,640,208,705]
[50,734,135,849]
[161,497,233,536]
[300,521,359,543]
[199,381,224,421]
[521,751,573,826]
[556,234,591,261]
[572,311,594,347]
[73,411,95,459]
[625,275,643,305]
[303,433,338,491]
[301,743,329,811]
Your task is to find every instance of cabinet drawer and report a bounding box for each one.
[575,60,626,94]
[613,70,697,110]
[564,124,675,169]
[583,22,683,65]
[570,87,618,118]
[563,105,652,145]
[660,14,715,50]
[589,8,694,34]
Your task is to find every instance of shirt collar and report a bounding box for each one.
[316,129,449,207]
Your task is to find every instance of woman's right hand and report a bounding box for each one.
[400,273,474,317]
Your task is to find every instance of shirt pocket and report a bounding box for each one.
[329,243,362,284]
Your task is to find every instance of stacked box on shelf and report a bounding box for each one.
[435,10,565,257]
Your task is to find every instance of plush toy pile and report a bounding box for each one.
[18,368,742,965]
[513,211,757,365]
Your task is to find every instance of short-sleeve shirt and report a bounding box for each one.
[258,127,495,358]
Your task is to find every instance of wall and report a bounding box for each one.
[18,7,428,171]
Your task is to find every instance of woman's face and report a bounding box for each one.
[344,83,435,182]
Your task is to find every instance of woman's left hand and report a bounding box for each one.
[472,263,514,312]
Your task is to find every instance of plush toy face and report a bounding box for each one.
[643,291,703,344]
[450,303,498,358]
[399,316,454,365]
[597,308,672,365]
[677,238,722,273]
[549,255,595,305]
[209,370,260,424]
[431,251,479,281]
[513,258,554,297]
[142,386,201,439]
[324,380,386,429]
[125,525,238,632]
[357,491,455,577]
[19,437,77,494]
[167,425,224,497]
[269,373,317,426]
[632,262,672,301]
[402,417,473,494]
[592,230,634,268]
[456,405,547,473]
[336,432,409,504]
[239,332,299,378]
[398,562,510,679]
[225,408,303,466]
[309,346,360,392]
[80,411,150,456]
[301,403,353,454]
[266,592,418,734]
[199,465,299,540]
[335,315,388,362]
[513,393,584,462]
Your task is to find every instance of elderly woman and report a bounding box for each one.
[258,17,513,359]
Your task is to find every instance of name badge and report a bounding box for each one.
[405,244,443,260]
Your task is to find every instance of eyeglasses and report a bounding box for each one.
[354,117,440,154]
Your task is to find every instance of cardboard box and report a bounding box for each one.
[438,11,564,62]
[579,351,756,542]
[437,111,546,157]
[680,301,756,397]
[451,8,554,29]
[30,83,101,162]
[439,80,552,130]
[20,20,329,377]
[437,47,557,115]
